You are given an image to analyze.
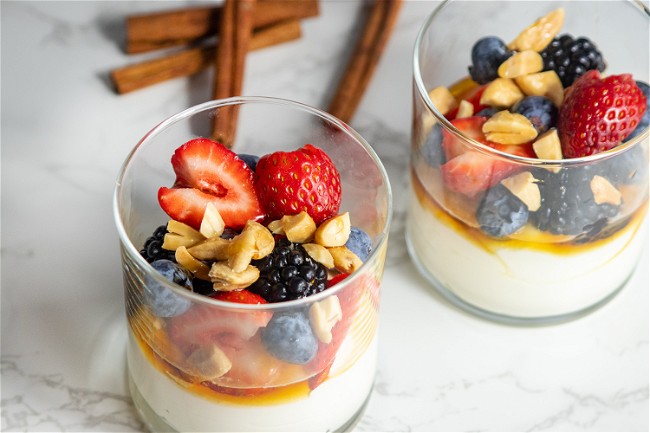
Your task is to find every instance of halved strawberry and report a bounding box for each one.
[158,138,264,230]
[211,289,267,305]
[440,117,536,196]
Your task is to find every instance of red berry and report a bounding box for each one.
[254,144,342,224]
[558,71,647,158]
[158,138,264,230]
[440,116,536,196]
[211,289,267,305]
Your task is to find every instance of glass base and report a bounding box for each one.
[128,369,372,433]
[405,230,631,326]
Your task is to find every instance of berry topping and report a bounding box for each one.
[237,153,260,172]
[557,71,647,158]
[211,289,268,305]
[531,167,620,235]
[511,96,558,134]
[254,144,342,225]
[261,310,318,364]
[421,122,445,167]
[158,138,264,230]
[626,80,650,140]
[144,260,192,317]
[540,34,606,87]
[140,225,176,263]
[468,37,514,84]
[476,184,529,238]
[345,227,373,262]
[248,238,328,303]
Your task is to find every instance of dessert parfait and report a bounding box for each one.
[114,98,391,431]
[409,2,649,322]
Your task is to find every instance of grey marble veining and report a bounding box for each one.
[1,1,648,432]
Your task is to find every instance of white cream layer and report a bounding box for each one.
[407,191,647,318]
[127,331,377,432]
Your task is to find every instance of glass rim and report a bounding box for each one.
[412,0,650,167]
[113,96,393,311]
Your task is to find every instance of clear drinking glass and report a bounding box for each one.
[407,0,649,324]
[114,97,391,431]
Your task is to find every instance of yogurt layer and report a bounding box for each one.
[127,331,377,432]
[406,188,648,318]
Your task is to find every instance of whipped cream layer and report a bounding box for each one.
[127,331,377,432]
[407,188,647,319]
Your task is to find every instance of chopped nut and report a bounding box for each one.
[281,211,317,243]
[428,86,458,116]
[482,111,538,144]
[302,243,335,268]
[500,172,541,211]
[309,296,343,344]
[329,246,363,273]
[515,71,564,106]
[479,78,524,108]
[175,246,211,281]
[228,221,274,272]
[199,203,225,239]
[497,50,544,79]
[209,261,260,291]
[187,237,231,261]
[591,175,622,205]
[532,129,563,172]
[509,8,565,52]
[182,345,232,381]
[267,219,284,235]
[455,100,474,119]
[163,220,205,251]
[314,213,351,247]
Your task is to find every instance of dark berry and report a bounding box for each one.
[144,260,192,317]
[540,34,606,87]
[595,144,647,185]
[140,225,176,263]
[248,240,328,303]
[475,107,499,118]
[468,37,513,84]
[237,153,260,172]
[421,122,445,167]
[531,167,620,236]
[476,184,529,238]
[345,227,373,262]
[511,96,558,134]
[220,227,240,240]
[261,310,317,364]
[626,81,649,141]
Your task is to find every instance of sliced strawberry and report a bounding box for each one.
[211,289,267,305]
[442,116,491,160]
[159,138,263,230]
[446,84,488,120]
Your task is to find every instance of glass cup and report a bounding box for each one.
[407,0,649,324]
[114,97,391,431]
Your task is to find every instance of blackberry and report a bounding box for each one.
[531,167,619,236]
[248,238,328,303]
[476,184,529,238]
[140,225,176,263]
[540,34,606,88]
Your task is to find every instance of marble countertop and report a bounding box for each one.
[2,1,648,431]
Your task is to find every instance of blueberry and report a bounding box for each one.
[261,310,317,364]
[421,122,445,167]
[468,37,513,84]
[511,96,558,134]
[475,107,499,118]
[144,260,193,317]
[626,81,649,140]
[345,227,373,262]
[476,184,529,238]
[238,153,260,172]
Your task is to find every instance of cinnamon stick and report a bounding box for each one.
[111,20,301,95]
[211,0,257,146]
[126,0,318,54]
[327,0,403,124]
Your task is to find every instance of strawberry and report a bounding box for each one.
[211,289,267,305]
[440,117,536,196]
[558,71,647,158]
[446,84,488,120]
[254,144,342,225]
[158,138,264,230]
[167,292,271,354]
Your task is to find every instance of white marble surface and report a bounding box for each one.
[1,1,648,432]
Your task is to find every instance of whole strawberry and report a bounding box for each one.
[254,144,341,224]
[558,71,647,158]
